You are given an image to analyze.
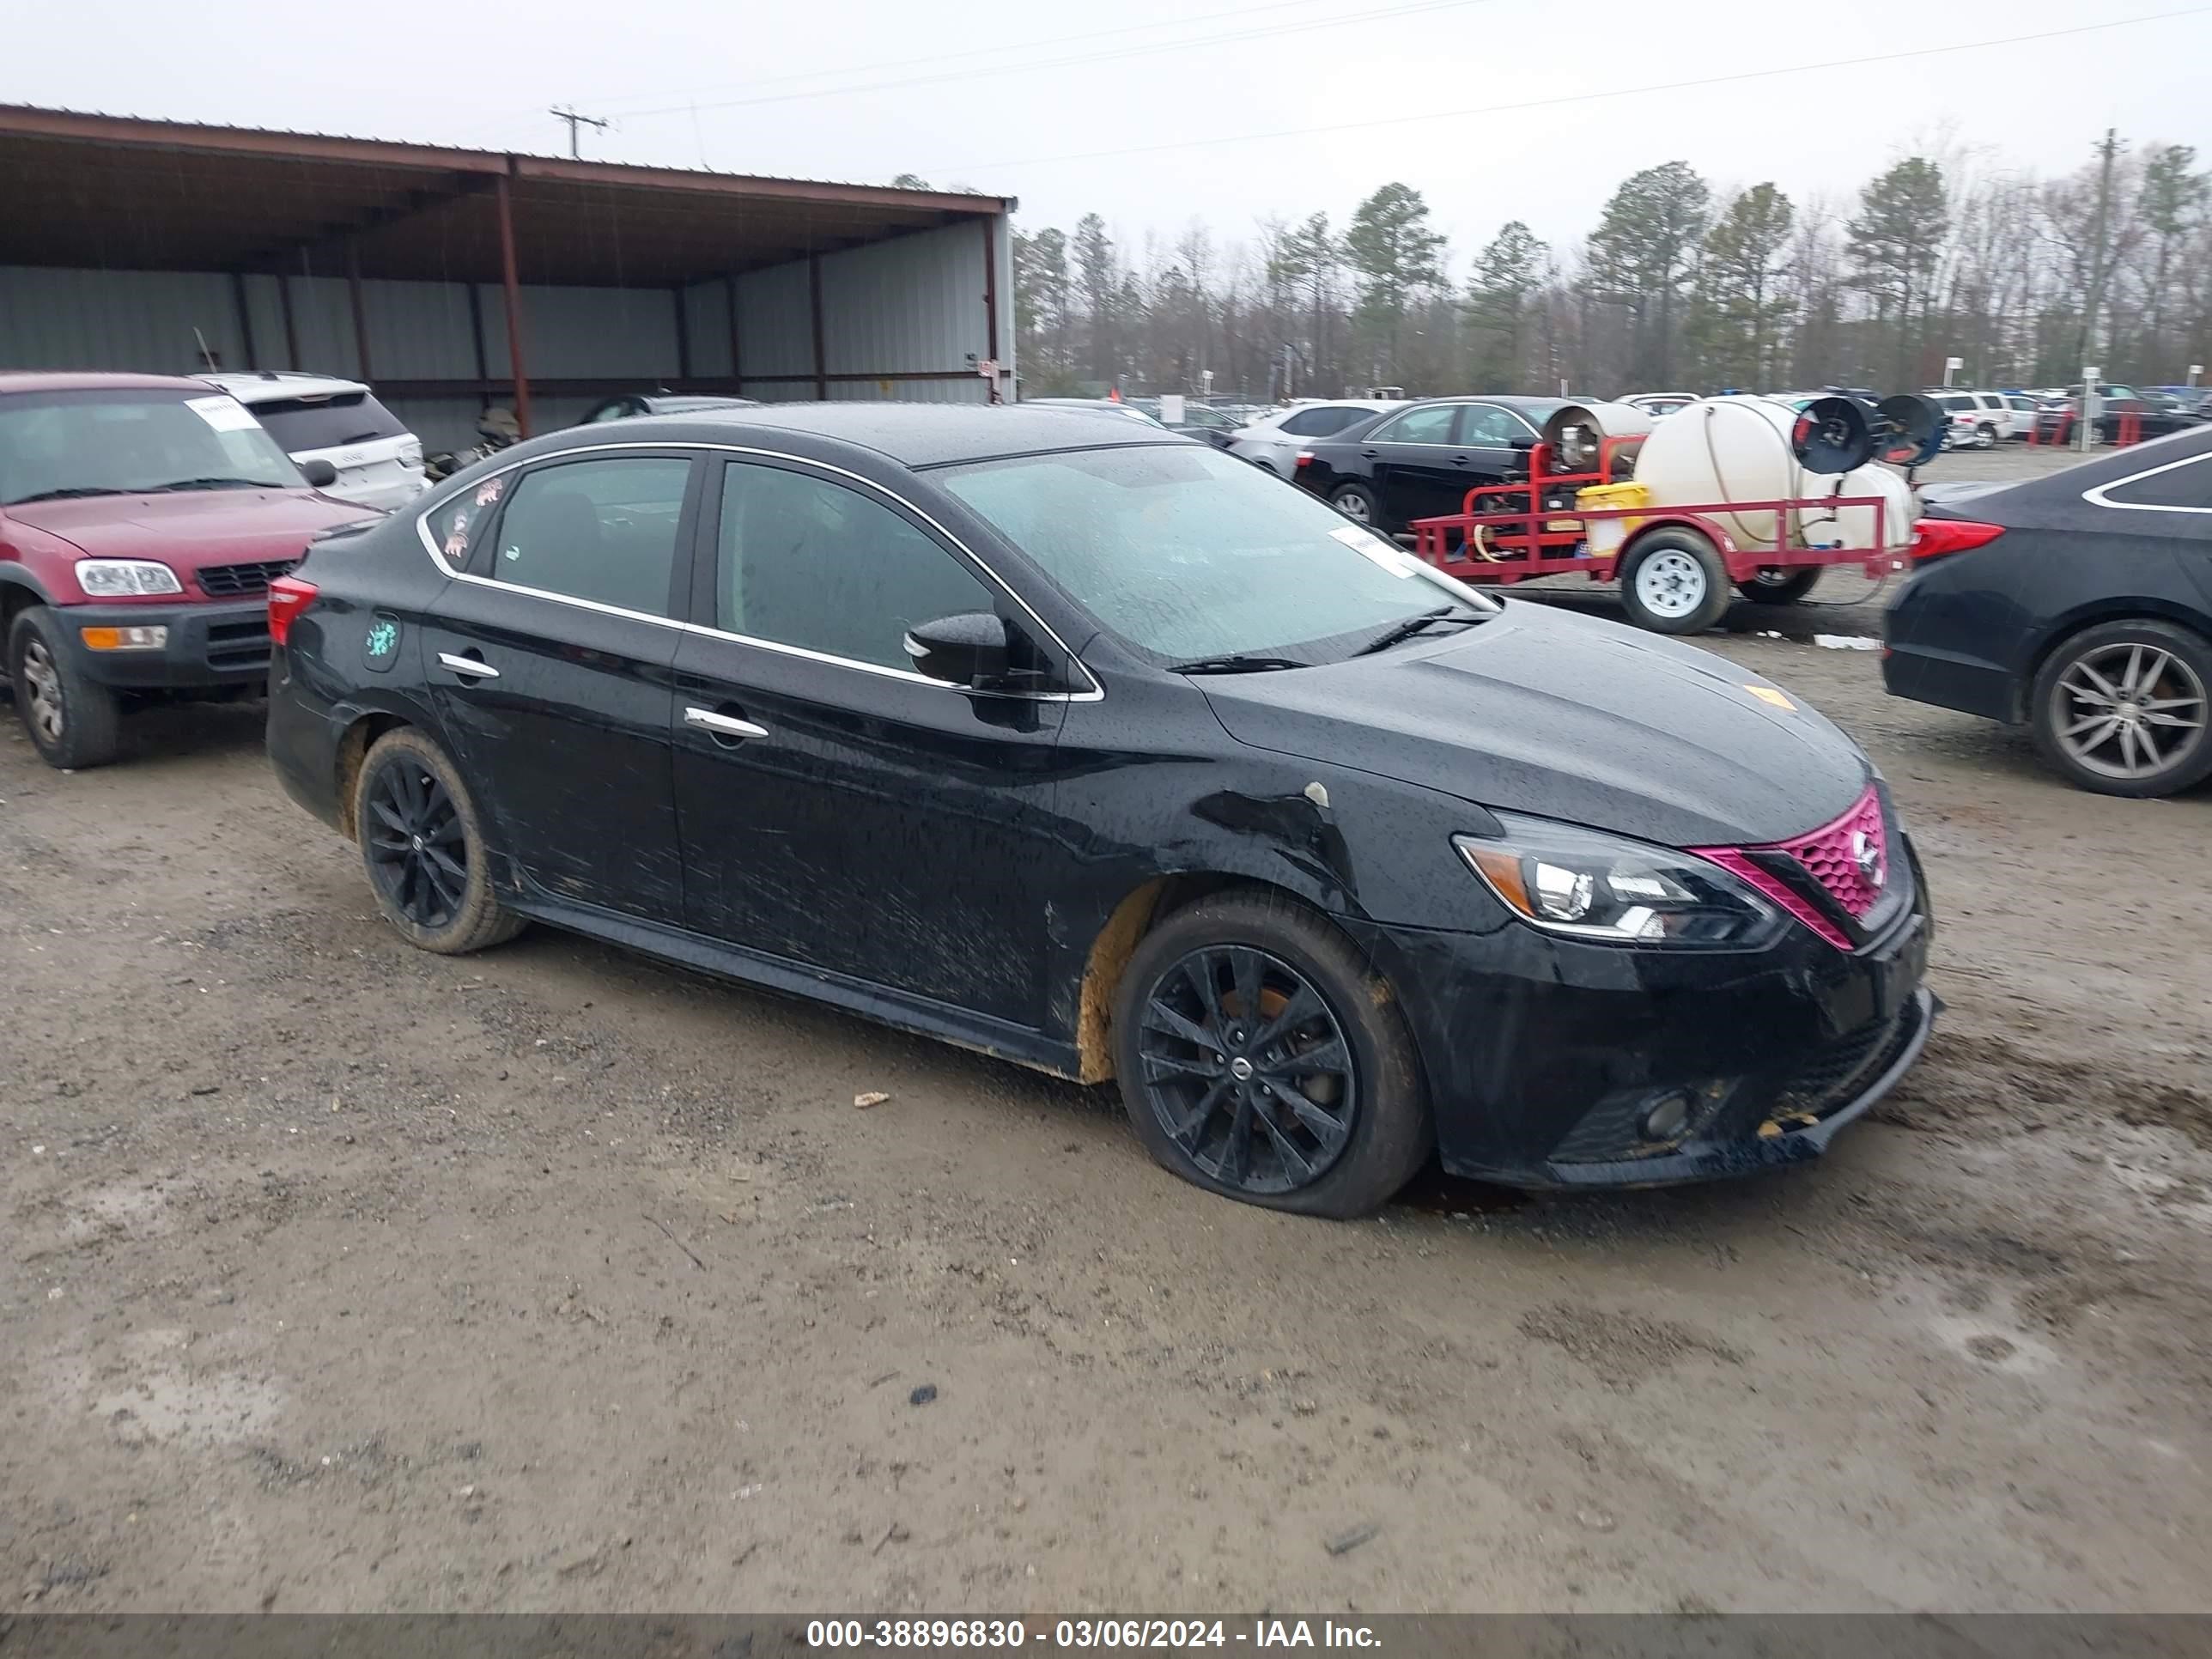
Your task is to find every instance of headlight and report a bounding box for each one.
[74,559,184,597]
[1455,815,1783,948]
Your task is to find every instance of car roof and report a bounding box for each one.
[0,369,224,395]
[200,370,370,402]
[635,394,759,413]
[548,402,1192,468]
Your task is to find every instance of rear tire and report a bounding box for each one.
[2028,620,2212,798]
[1330,483,1379,526]
[6,605,122,770]
[353,728,526,953]
[1112,890,1431,1219]
[1620,529,1730,634]
[1978,422,1998,450]
[1735,567,1822,605]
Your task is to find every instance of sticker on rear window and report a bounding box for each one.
[184,394,261,433]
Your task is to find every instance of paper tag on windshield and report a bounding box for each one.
[1331,521,1418,577]
[185,394,260,433]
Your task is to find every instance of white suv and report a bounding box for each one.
[1229,399,1401,477]
[1929,389,2032,447]
[200,372,427,509]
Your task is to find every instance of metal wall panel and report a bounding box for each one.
[734,259,813,383]
[0,266,243,374]
[681,281,736,379]
[817,220,987,378]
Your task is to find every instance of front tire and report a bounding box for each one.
[353,728,526,953]
[1111,890,1431,1218]
[1735,567,1822,605]
[2029,620,2212,798]
[7,605,121,770]
[1620,529,1731,634]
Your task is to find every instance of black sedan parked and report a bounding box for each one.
[1291,396,1566,536]
[268,404,1932,1215]
[1886,422,2212,797]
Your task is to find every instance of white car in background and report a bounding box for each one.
[1619,392,1698,420]
[1229,398,1401,477]
[199,371,427,509]
[1927,389,2030,447]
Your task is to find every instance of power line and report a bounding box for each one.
[575,0,1346,114]
[927,6,2212,178]
[608,0,1501,119]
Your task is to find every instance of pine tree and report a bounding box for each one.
[1584,161,1711,387]
[1847,157,1949,383]
[1690,184,1796,389]
[1343,184,1446,386]
[1073,214,1117,384]
[1464,222,1547,391]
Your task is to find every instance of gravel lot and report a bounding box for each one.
[4,534,2208,1613]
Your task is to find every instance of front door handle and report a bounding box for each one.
[684,706,769,740]
[437,652,499,680]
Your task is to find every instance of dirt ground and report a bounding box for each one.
[3,560,2209,1613]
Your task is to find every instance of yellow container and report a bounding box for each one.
[1575,481,1652,557]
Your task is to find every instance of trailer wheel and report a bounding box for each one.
[1735,567,1822,605]
[1620,530,1730,634]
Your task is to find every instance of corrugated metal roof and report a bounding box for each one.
[0,103,1010,208]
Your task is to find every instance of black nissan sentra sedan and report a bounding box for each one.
[268,405,1935,1216]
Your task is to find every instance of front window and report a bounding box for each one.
[241,391,407,454]
[0,388,302,505]
[939,444,1496,665]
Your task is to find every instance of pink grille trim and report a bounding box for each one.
[1691,786,1889,951]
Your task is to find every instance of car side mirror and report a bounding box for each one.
[905,611,1013,687]
[299,459,339,489]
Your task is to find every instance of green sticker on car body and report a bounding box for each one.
[364,615,401,672]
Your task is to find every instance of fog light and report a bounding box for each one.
[1640,1091,1692,1140]
[80,625,168,652]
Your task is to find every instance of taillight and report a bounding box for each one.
[267,574,319,647]
[1295,451,1315,468]
[1911,518,2005,561]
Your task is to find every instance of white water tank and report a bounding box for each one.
[1632,396,1917,553]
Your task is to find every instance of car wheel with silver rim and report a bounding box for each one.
[6,605,122,769]
[2030,619,2212,798]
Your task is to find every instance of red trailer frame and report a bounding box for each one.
[1405,441,1905,588]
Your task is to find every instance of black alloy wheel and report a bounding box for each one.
[363,755,469,930]
[1137,945,1358,1196]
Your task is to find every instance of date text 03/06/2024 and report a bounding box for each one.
[805,1620,1382,1649]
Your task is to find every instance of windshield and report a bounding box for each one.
[0,388,302,504]
[939,443,1497,665]
[241,391,408,453]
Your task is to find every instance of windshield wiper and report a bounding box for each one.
[6,486,129,503]
[149,476,276,492]
[1354,606,1484,657]
[1168,653,1310,675]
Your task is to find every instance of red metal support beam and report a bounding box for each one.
[495,173,533,439]
[809,252,827,401]
[672,285,691,380]
[346,237,373,381]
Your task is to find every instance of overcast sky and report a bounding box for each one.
[7,0,2208,273]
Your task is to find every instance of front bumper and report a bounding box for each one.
[1346,847,1936,1189]
[52,599,275,690]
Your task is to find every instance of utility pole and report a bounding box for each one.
[550,106,610,159]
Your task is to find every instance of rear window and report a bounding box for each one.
[245,392,409,453]
[1279,406,1365,437]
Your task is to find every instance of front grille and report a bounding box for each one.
[204,618,273,672]
[197,557,298,598]
[1775,787,1887,918]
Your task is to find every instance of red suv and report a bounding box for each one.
[2,372,378,768]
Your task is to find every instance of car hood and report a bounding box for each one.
[1197,602,1869,848]
[9,489,376,568]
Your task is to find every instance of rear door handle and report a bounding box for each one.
[684,706,769,739]
[437,652,499,680]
